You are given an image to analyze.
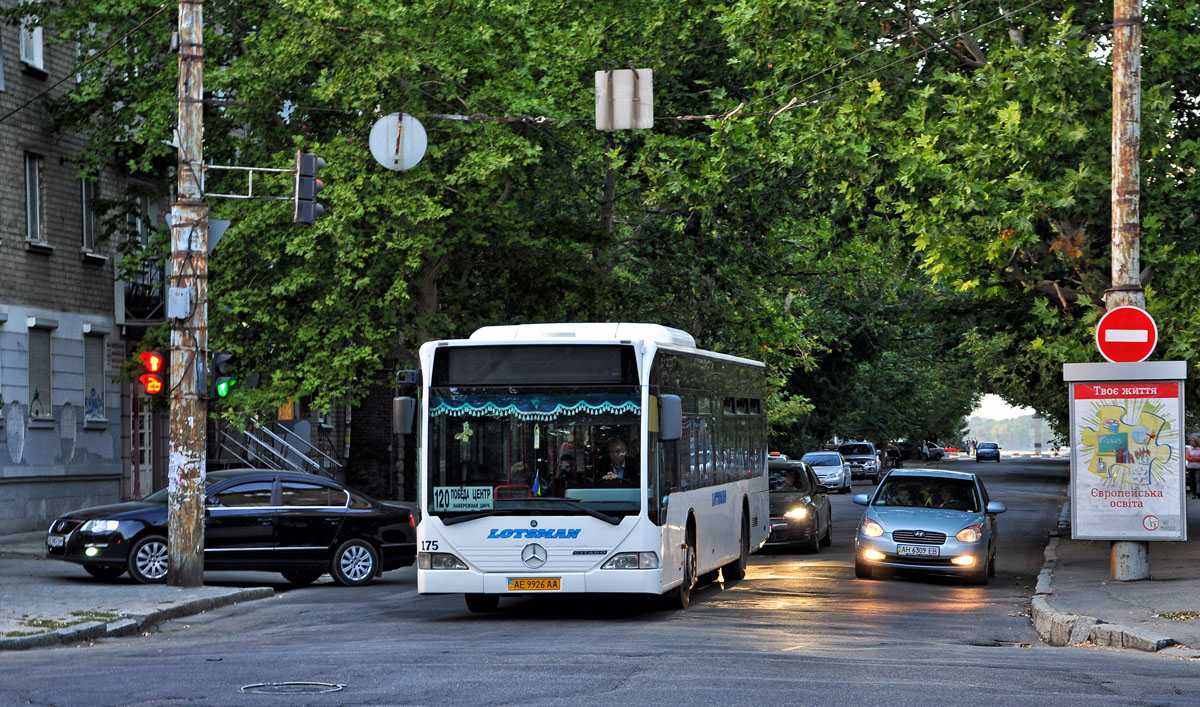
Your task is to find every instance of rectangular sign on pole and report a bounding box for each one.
[1065,362,1187,541]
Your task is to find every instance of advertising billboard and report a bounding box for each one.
[1065,362,1187,541]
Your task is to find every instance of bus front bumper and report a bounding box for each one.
[418,568,669,595]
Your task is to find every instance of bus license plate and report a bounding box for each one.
[508,577,560,591]
[897,544,939,557]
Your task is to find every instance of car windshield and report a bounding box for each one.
[874,477,980,511]
[769,467,811,493]
[802,454,840,466]
[839,444,872,456]
[979,443,997,449]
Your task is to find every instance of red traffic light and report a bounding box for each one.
[139,373,164,395]
[138,350,165,395]
[139,350,165,373]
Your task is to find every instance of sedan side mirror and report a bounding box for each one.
[852,493,870,506]
[986,501,1007,514]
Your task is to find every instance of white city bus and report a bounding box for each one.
[413,322,769,612]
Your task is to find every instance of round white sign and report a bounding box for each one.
[369,113,427,171]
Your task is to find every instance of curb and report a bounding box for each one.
[0,587,273,651]
[1030,499,1197,655]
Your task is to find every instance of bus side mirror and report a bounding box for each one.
[659,394,682,441]
[393,396,416,435]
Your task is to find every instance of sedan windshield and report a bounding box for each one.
[874,477,980,512]
[802,454,841,466]
[839,444,872,456]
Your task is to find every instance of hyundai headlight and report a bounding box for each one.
[861,518,884,538]
[419,552,468,569]
[601,552,659,569]
[81,519,120,533]
[956,525,983,543]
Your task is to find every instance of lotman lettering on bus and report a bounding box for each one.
[408,323,770,612]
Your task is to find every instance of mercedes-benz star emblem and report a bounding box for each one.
[521,543,548,569]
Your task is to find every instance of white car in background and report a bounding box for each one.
[800,451,853,494]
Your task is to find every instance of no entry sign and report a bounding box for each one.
[1096,306,1157,363]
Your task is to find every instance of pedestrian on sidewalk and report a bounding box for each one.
[1185,436,1200,499]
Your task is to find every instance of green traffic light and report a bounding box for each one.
[216,377,236,397]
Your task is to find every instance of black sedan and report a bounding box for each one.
[45,469,416,586]
[766,460,832,552]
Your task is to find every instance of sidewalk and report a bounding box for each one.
[0,531,273,651]
[1033,497,1200,657]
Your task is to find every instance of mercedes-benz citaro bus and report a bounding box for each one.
[411,322,769,612]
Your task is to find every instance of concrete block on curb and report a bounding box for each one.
[1090,623,1176,652]
[55,621,107,644]
[1034,570,1054,596]
[104,618,143,637]
[1068,617,1101,645]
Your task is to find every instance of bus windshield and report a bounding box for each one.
[426,386,643,521]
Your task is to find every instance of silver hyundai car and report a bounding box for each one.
[852,469,1005,584]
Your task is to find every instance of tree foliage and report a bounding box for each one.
[14,0,1200,450]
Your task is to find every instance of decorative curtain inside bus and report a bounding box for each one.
[429,392,639,422]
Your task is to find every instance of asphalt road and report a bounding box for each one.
[6,458,1200,706]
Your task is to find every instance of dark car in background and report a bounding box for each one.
[45,469,416,586]
[838,442,881,482]
[976,442,1001,462]
[766,460,832,552]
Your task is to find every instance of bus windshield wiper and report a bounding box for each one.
[441,499,621,526]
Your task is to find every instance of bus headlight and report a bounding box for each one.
[419,552,468,569]
[602,552,660,569]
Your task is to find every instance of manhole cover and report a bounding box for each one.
[241,682,345,695]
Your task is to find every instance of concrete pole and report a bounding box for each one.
[167,0,207,587]
[1109,0,1147,581]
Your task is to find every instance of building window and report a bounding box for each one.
[81,179,97,251]
[84,335,106,422]
[20,17,43,70]
[25,153,44,243]
[28,328,52,418]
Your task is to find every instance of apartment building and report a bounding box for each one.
[0,9,168,534]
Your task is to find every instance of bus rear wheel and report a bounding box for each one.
[465,594,499,613]
[723,512,749,582]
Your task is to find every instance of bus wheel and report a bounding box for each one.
[723,512,749,582]
[667,534,697,609]
[465,594,499,613]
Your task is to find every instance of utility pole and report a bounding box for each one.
[1108,0,1146,581]
[168,0,207,587]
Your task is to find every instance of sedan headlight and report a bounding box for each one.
[602,552,659,569]
[81,519,120,533]
[861,518,884,538]
[783,507,809,520]
[956,525,983,543]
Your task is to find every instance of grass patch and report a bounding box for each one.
[3,610,123,636]
[1154,611,1200,621]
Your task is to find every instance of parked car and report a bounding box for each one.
[976,442,1001,462]
[838,442,881,482]
[45,469,417,586]
[921,442,945,461]
[766,460,832,552]
[800,451,852,494]
[852,469,1005,584]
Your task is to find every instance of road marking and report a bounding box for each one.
[1104,329,1149,342]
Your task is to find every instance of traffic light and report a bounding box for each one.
[212,352,236,398]
[292,151,326,224]
[138,350,165,396]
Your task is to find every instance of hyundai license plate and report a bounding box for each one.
[897,544,939,557]
[508,577,560,591]
[47,535,64,548]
